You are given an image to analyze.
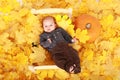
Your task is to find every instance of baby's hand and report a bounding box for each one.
[47,38,52,43]
[71,38,77,43]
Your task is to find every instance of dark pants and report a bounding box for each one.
[50,42,81,74]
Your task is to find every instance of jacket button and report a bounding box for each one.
[54,35,56,38]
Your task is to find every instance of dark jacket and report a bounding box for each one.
[40,27,73,51]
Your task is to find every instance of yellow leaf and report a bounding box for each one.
[66,18,72,24]
[99,41,117,51]
[100,14,114,29]
[24,24,32,32]
[47,70,55,78]
[0,18,7,31]
[67,25,75,37]
[81,71,90,77]
[62,15,69,20]
[3,15,13,22]
[54,15,73,30]
[69,74,80,80]
[13,53,28,66]
[37,70,48,80]
[26,13,39,27]
[75,28,89,43]
[4,72,19,80]
[55,69,69,80]
[54,15,62,22]
[101,0,112,2]
[1,5,12,13]
[19,8,29,17]
[15,31,26,44]
[98,50,107,64]
[77,1,89,14]
[83,49,94,60]
[29,47,46,63]
[105,76,113,80]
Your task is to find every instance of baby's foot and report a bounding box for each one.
[69,64,76,73]
[69,64,80,74]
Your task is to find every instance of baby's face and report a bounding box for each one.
[43,19,56,32]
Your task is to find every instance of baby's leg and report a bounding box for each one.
[67,47,81,74]
[53,46,81,74]
[52,53,80,74]
[50,42,81,74]
[52,53,67,70]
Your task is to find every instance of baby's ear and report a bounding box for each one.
[54,23,57,27]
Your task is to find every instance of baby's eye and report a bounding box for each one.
[44,26,47,27]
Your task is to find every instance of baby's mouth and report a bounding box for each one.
[47,29,51,32]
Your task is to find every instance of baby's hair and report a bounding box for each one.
[42,16,58,27]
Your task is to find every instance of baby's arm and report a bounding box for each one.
[60,28,75,43]
[40,34,51,48]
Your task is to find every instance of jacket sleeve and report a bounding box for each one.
[60,28,73,43]
[40,34,51,48]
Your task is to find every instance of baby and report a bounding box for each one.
[40,16,81,74]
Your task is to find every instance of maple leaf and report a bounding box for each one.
[75,28,89,43]
[29,46,46,64]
